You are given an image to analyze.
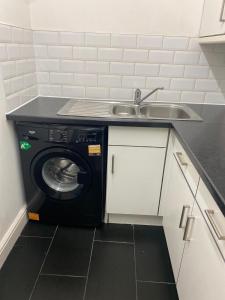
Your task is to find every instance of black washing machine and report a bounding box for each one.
[15,122,107,227]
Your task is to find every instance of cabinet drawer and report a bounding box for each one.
[108,126,168,147]
[196,179,225,260]
[174,137,199,195]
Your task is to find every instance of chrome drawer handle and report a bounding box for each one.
[111,155,115,174]
[205,209,225,241]
[183,216,195,241]
[176,152,188,167]
[179,205,191,229]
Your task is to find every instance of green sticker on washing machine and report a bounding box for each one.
[20,140,32,151]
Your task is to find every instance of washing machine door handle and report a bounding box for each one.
[77,171,90,184]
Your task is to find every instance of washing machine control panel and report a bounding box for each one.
[49,129,69,143]
[74,133,97,144]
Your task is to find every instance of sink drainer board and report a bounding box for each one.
[57,99,202,121]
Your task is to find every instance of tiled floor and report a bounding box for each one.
[0,223,179,300]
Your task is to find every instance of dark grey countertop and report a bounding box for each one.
[6,97,225,216]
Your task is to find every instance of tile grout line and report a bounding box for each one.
[28,225,59,300]
[94,239,134,245]
[133,225,138,300]
[41,273,87,279]
[82,228,96,300]
[137,279,176,285]
[20,235,53,239]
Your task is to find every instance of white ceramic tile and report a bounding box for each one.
[60,32,85,46]
[7,44,21,60]
[174,51,200,65]
[0,24,12,42]
[74,47,97,60]
[135,63,159,76]
[181,91,205,103]
[0,44,8,61]
[163,37,189,50]
[50,72,74,85]
[205,92,225,104]
[188,38,202,51]
[48,46,73,59]
[24,73,36,88]
[198,52,208,66]
[159,65,184,77]
[157,90,181,102]
[74,74,97,86]
[36,72,49,84]
[21,45,34,59]
[149,50,174,64]
[170,78,194,91]
[6,93,21,112]
[60,60,85,73]
[98,48,123,61]
[62,85,85,98]
[36,59,60,72]
[122,76,145,88]
[111,34,137,48]
[137,35,163,49]
[33,31,59,45]
[26,60,36,73]
[184,66,209,78]
[34,45,48,58]
[11,76,24,93]
[12,28,24,43]
[86,87,109,98]
[1,61,16,79]
[24,30,33,44]
[109,88,133,100]
[85,33,110,47]
[16,60,27,75]
[195,79,219,92]
[98,75,121,88]
[146,77,170,89]
[123,49,148,62]
[110,62,134,75]
[4,79,13,96]
[86,61,109,73]
[39,84,62,96]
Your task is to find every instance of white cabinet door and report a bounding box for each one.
[177,202,225,300]
[106,146,166,216]
[200,0,225,37]
[162,154,195,281]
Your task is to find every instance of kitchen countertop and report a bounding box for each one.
[6,97,225,216]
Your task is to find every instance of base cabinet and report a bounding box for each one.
[177,202,225,300]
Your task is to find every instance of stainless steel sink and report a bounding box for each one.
[58,99,202,121]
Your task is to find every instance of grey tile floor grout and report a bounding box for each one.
[0,223,179,300]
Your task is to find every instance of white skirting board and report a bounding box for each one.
[0,206,28,269]
[105,213,163,226]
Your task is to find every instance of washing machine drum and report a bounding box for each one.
[31,148,92,200]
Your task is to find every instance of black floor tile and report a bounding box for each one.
[42,226,94,276]
[0,237,50,300]
[138,281,179,300]
[85,241,136,300]
[95,223,133,243]
[30,275,85,300]
[21,222,56,238]
[134,225,175,283]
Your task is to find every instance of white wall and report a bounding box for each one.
[30,0,204,37]
[0,0,31,28]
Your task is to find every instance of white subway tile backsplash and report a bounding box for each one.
[146,77,170,89]
[111,34,137,48]
[174,51,200,65]
[12,28,24,43]
[50,72,74,85]
[48,46,73,59]
[188,38,201,51]
[34,31,59,45]
[163,37,189,50]
[110,88,133,100]
[74,74,97,86]
[62,85,85,97]
[2,61,16,79]
[60,60,85,73]
[86,61,109,74]
[137,35,163,49]
[184,65,209,79]
[86,87,109,99]
[36,72,49,84]
[36,59,60,72]
[157,90,181,102]
[160,64,184,77]
[135,63,159,76]
[24,30,33,44]
[98,75,121,88]
[149,50,174,64]
[122,76,145,88]
[181,91,205,103]
[7,44,21,60]
[98,48,123,61]
[110,62,134,75]
[170,78,194,91]
[34,45,48,58]
[0,44,8,61]
[123,49,148,62]
[85,33,110,47]
[75,47,97,60]
[39,84,61,96]
[60,32,85,46]
[0,25,12,43]
[16,60,28,75]
[195,79,219,92]
[24,73,36,88]
[205,92,225,104]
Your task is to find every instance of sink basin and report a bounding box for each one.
[139,104,191,120]
[112,104,137,117]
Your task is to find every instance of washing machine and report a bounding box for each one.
[15,122,107,227]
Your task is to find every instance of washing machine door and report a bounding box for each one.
[31,148,92,200]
